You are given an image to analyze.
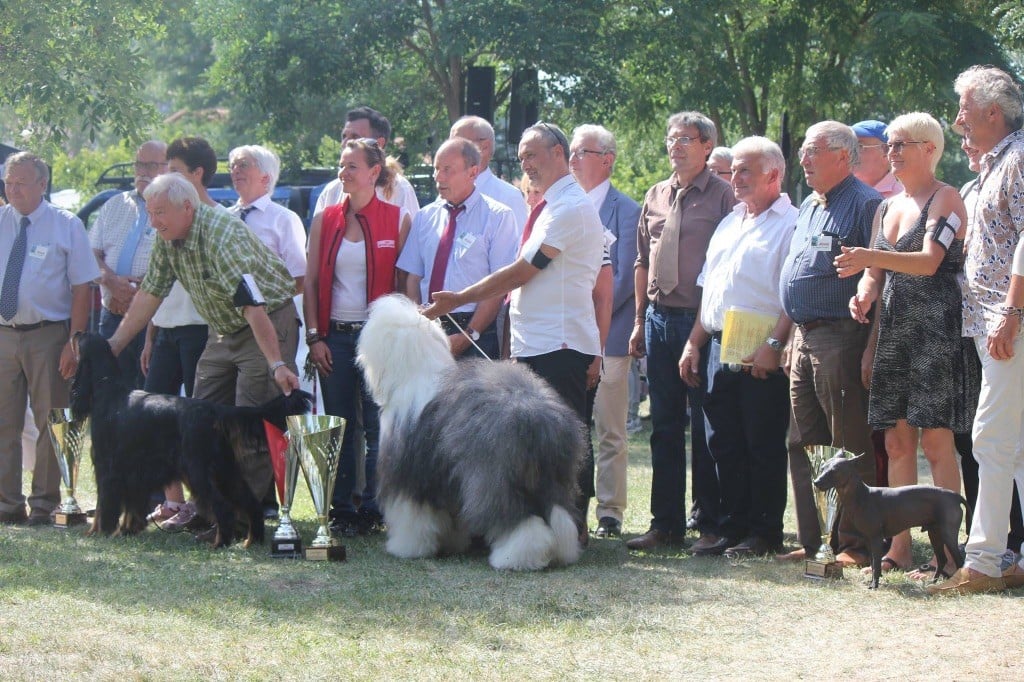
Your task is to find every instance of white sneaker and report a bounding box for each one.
[159,502,197,532]
[146,503,179,523]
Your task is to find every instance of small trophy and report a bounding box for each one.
[291,414,347,561]
[266,421,302,558]
[47,408,90,528]
[803,445,850,580]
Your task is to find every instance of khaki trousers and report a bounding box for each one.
[593,355,631,522]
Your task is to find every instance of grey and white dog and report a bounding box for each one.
[356,294,585,570]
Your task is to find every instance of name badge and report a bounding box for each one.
[455,232,477,253]
[29,244,49,259]
[377,239,396,249]
[809,235,833,252]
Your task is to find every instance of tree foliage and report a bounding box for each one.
[0,0,163,152]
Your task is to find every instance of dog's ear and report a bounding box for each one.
[69,345,92,418]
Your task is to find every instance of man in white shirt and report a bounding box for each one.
[450,115,528,233]
[314,106,420,218]
[679,137,797,557]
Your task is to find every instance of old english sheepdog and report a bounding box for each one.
[356,295,584,570]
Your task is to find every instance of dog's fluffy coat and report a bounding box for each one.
[71,333,311,547]
[357,295,585,570]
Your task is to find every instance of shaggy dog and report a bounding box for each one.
[356,294,585,570]
[70,333,311,547]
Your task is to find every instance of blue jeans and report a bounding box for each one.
[644,306,718,535]
[143,325,208,397]
[320,328,380,519]
[99,308,147,390]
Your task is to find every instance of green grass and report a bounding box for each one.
[1,420,1021,680]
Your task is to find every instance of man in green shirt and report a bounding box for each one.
[108,173,300,511]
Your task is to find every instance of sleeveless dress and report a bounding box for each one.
[868,193,970,432]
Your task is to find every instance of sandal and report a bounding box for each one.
[907,562,953,582]
[860,556,905,575]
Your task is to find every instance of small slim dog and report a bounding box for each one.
[813,453,966,589]
[71,332,311,547]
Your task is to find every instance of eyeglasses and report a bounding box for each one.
[228,158,255,171]
[798,145,842,158]
[665,136,700,147]
[858,143,886,151]
[883,140,925,154]
[713,170,732,176]
[570,149,606,160]
[134,161,168,172]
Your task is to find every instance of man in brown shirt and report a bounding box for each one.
[626,112,736,551]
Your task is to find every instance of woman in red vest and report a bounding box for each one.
[304,138,411,537]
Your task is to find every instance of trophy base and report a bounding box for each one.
[804,559,843,580]
[271,537,304,558]
[54,511,88,528]
[305,544,346,561]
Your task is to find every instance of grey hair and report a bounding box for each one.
[954,65,1024,131]
[143,171,201,208]
[450,116,496,147]
[523,122,570,163]
[666,112,718,146]
[436,137,482,169]
[731,136,785,177]
[571,124,617,156]
[229,144,281,193]
[708,146,733,166]
[3,151,49,184]
[805,120,860,167]
[886,112,945,172]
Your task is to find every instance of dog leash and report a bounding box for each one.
[444,313,493,362]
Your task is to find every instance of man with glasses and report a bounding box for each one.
[90,140,167,388]
[777,120,880,567]
[626,112,735,552]
[569,124,641,539]
[314,106,420,218]
[450,115,528,232]
[424,122,604,531]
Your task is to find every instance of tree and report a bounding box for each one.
[0,0,163,152]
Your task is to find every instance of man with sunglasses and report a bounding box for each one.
[627,112,735,552]
[89,140,167,388]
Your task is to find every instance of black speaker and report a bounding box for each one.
[508,69,539,144]
[465,66,495,122]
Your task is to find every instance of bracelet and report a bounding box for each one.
[1000,305,1024,318]
[307,337,324,346]
[269,360,287,373]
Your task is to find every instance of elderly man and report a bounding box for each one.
[0,152,99,525]
[315,106,420,217]
[90,140,167,388]
[569,124,641,538]
[108,173,300,514]
[397,137,517,359]
[626,112,735,551]
[777,121,880,567]
[929,66,1024,596]
[425,122,604,526]
[450,115,528,232]
[851,120,903,199]
[679,137,797,556]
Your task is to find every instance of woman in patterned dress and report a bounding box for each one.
[834,113,968,578]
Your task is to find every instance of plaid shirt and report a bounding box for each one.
[141,203,295,335]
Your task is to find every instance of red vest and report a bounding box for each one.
[316,194,401,335]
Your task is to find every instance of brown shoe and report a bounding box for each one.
[775,547,809,562]
[926,567,1005,596]
[26,512,53,527]
[724,536,782,558]
[691,534,735,557]
[689,533,723,554]
[0,506,28,525]
[1002,561,1024,589]
[625,528,683,551]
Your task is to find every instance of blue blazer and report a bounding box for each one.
[600,184,642,357]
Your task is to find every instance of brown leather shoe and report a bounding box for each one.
[625,528,683,551]
[689,533,722,553]
[1002,561,1024,589]
[926,567,1005,596]
[0,506,28,525]
[691,534,734,557]
[724,536,782,558]
[26,512,53,527]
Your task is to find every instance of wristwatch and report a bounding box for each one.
[306,327,321,345]
[765,336,785,351]
[466,327,481,342]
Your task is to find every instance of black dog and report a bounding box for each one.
[813,453,966,589]
[70,333,311,548]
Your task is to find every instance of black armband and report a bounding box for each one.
[232,274,267,307]
[929,215,958,251]
[529,250,553,269]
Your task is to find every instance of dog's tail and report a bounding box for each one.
[249,390,314,431]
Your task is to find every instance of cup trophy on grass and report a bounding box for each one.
[47,408,90,528]
[266,420,302,558]
[803,444,851,580]
[291,414,347,561]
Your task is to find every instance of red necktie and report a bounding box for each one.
[428,203,465,302]
[519,199,547,252]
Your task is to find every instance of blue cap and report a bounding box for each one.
[851,120,888,142]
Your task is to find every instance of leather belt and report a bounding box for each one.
[0,319,61,332]
[798,319,843,332]
[330,320,365,333]
[651,303,698,315]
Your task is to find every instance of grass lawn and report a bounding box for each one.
[2,416,1021,680]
